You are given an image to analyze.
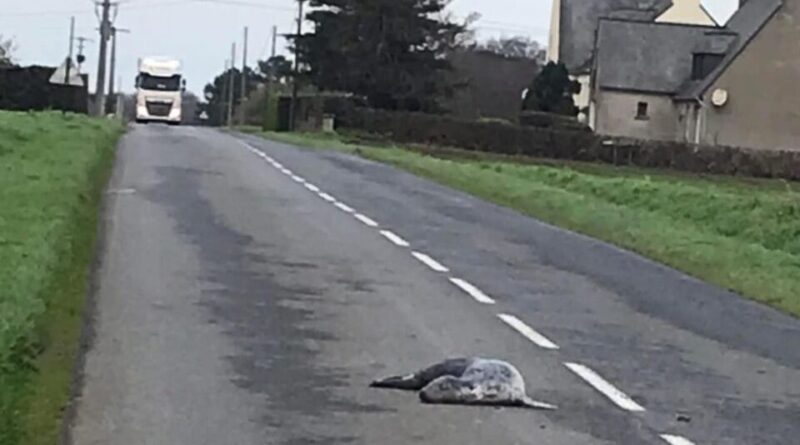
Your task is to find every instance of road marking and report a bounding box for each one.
[564,363,645,412]
[318,192,336,203]
[660,435,696,445]
[264,155,275,163]
[305,183,321,193]
[498,314,558,348]
[273,161,284,169]
[450,278,496,305]
[355,213,379,227]
[335,202,355,213]
[411,251,450,273]
[380,230,410,247]
[280,168,292,175]
[291,175,306,184]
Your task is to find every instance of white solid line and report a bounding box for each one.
[380,230,410,247]
[450,278,496,305]
[291,175,306,183]
[564,363,646,412]
[498,314,558,348]
[354,213,379,227]
[264,155,275,163]
[273,161,284,169]
[660,435,696,445]
[335,202,354,213]
[411,251,450,273]
[318,192,336,203]
[305,183,321,193]
[280,168,292,175]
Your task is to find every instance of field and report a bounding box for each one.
[249,129,800,319]
[0,112,123,445]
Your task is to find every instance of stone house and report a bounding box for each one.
[592,0,800,151]
[547,0,716,124]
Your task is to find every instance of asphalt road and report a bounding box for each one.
[68,124,800,445]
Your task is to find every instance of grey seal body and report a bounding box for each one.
[370,357,556,410]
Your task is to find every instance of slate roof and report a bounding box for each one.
[593,19,735,94]
[558,0,672,73]
[676,0,783,99]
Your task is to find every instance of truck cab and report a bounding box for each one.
[135,57,185,125]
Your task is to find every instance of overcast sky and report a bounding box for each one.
[2,0,738,94]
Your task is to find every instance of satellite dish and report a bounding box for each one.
[711,88,728,107]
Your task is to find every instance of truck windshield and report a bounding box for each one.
[138,74,181,91]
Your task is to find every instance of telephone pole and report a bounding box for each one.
[220,58,229,126]
[240,26,249,125]
[64,17,75,85]
[108,26,130,113]
[289,0,305,131]
[227,42,236,127]
[94,0,114,116]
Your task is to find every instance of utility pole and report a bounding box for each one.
[227,42,236,127]
[108,26,130,114]
[94,0,114,116]
[289,0,304,131]
[220,58,229,126]
[262,25,278,132]
[240,26,249,125]
[65,17,75,85]
[271,25,278,59]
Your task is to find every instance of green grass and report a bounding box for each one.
[0,111,123,445]
[253,130,800,318]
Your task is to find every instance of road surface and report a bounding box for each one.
[68,125,800,445]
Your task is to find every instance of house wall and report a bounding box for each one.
[548,0,562,62]
[573,74,591,122]
[594,90,679,140]
[702,0,800,150]
[656,0,717,26]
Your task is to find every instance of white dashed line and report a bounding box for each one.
[305,183,321,193]
[660,435,696,445]
[380,230,410,247]
[565,363,645,412]
[355,213,379,227]
[318,192,336,203]
[498,314,558,349]
[450,278,496,305]
[411,252,450,273]
[335,202,355,213]
[291,175,306,184]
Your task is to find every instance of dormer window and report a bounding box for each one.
[691,53,724,80]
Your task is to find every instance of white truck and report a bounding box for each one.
[135,57,185,125]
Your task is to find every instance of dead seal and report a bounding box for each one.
[370,357,556,410]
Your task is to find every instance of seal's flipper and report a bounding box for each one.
[371,358,474,391]
[370,373,423,391]
[519,396,557,411]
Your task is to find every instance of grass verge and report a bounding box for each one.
[248,129,800,318]
[0,111,123,445]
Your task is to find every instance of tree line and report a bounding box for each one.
[202,0,580,122]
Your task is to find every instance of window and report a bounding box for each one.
[691,53,724,80]
[137,74,182,91]
[636,101,649,120]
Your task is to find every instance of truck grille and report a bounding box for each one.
[146,101,172,117]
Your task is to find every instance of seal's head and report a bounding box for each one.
[419,376,476,404]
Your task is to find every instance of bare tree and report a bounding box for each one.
[0,35,16,67]
[479,36,545,61]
